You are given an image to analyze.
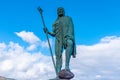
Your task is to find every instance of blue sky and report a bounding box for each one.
[0,0,120,80]
[0,0,120,45]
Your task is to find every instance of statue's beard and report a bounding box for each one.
[58,13,64,17]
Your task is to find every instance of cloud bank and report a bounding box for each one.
[0,31,120,80]
[72,36,120,80]
[15,31,51,51]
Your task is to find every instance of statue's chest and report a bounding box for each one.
[59,17,69,27]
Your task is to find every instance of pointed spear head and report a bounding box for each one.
[37,6,43,14]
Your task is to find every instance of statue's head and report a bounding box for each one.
[57,7,65,17]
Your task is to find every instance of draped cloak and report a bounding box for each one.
[52,16,76,57]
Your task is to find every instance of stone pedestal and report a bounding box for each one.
[49,69,74,80]
[59,69,74,79]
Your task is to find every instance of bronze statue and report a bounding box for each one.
[38,7,76,80]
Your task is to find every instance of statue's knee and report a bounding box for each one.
[67,39,73,46]
[56,54,62,58]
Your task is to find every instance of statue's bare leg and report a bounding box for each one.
[65,39,73,70]
[55,40,63,75]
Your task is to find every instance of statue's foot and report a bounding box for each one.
[59,69,74,79]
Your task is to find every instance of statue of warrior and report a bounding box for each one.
[44,7,76,78]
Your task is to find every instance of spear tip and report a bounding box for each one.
[37,6,43,13]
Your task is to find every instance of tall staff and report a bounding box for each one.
[37,7,57,76]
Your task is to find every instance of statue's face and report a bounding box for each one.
[57,7,64,17]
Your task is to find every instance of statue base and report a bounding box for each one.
[59,69,74,79]
[49,69,74,80]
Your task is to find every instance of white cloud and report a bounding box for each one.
[0,43,6,52]
[0,35,120,80]
[26,44,37,51]
[71,35,120,80]
[40,38,53,48]
[15,31,51,51]
[15,31,40,44]
[0,42,54,80]
[0,60,13,72]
